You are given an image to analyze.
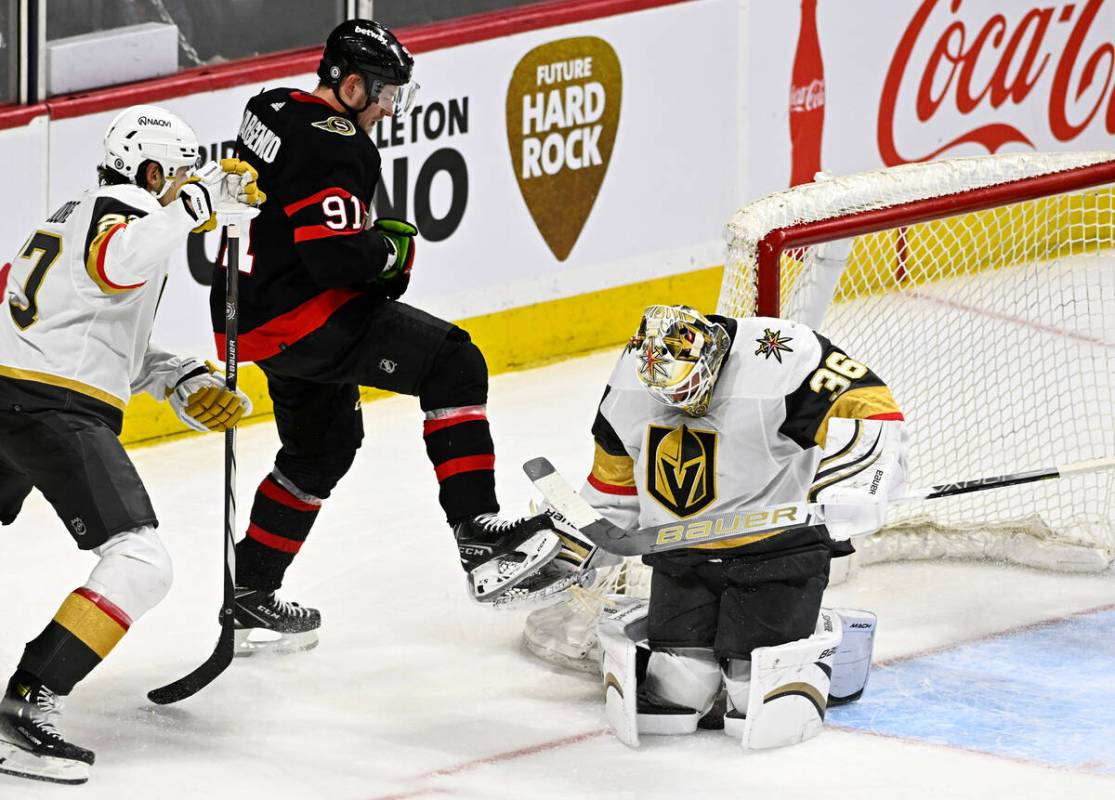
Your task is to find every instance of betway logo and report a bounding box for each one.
[879,0,1115,165]
[137,116,171,127]
[354,25,389,46]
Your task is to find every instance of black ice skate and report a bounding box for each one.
[453,512,561,602]
[0,673,94,785]
[232,588,321,657]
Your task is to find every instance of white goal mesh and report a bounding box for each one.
[720,151,1115,569]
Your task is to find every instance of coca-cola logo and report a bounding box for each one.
[791,78,826,113]
[879,0,1115,165]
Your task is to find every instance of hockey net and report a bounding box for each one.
[524,151,1115,672]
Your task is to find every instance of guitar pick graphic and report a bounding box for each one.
[507,37,622,261]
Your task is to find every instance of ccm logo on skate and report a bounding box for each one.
[653,505,801,547]
[459,545,493,556]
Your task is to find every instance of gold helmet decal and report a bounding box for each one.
[646,424,718,518]
[506,37,622,261]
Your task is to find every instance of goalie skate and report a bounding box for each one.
[233,588,320,657]
[455,513,562,602]
[0,676,93,785]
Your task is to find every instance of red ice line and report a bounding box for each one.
[365,728,608,800]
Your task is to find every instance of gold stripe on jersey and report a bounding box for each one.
[0,365,126,411]
[86,220,141,295]
[814,385,902,447]
[590,441,636,488]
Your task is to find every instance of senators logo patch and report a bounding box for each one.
[646,424,717,518]
[311,116,357,136]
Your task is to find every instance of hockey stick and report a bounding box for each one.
[148,217,248,705]
[523,456,1115,557]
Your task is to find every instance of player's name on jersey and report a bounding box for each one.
[239,110,282,164]
[372,97,468,149]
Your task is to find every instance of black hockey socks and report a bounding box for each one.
[237,473,322,591]
[18,588,132,695]
[422,405,500,523]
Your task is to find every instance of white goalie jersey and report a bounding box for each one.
[584,315,904,554]
[0,184,201,429]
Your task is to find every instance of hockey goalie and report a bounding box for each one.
[533,301,906,749]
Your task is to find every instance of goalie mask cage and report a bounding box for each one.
[720,151,1115,567]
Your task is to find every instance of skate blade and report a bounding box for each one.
[0,740,90,785]
[233,628,319,657]
[469,531,562,603]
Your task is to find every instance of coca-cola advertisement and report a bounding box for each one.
[740,0,1115,201]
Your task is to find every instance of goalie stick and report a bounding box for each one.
[523,456,1115,557]
[148,218,248,705]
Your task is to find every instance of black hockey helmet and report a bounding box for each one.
[317,19,418,117]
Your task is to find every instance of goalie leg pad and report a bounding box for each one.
[644,647,721,718]
[598,602,650,748]
[828,607,876,704]
[722,658,751,738]
[739,609,842,751]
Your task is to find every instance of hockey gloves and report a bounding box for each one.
[168,360,253,433]
[196,157,267,215]
[178,182,217,234]
[373,218,417,300]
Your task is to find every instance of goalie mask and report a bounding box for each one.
[630,305,731,417]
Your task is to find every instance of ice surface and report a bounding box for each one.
[2,350,1114,799]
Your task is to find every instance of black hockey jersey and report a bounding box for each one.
[210,88,392,362]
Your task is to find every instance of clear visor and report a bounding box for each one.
[370,79,420,118]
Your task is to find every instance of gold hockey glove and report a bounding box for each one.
[169,361,253,433]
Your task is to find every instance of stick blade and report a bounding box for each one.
[147,629,233,705]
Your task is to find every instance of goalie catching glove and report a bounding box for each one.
[167,360,252,433]
[372,218,417,300]
[812,417,907,540]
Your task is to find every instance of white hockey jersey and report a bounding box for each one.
[584,316,902,554]
[0,183,200,430]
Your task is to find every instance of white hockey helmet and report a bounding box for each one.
[630,305,731,417]
[102,105,201,187]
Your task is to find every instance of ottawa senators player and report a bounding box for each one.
[0,105,254,784]
[579,305,907,748]
[210,20,565,651]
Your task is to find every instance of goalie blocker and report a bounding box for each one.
[599,604,876,749]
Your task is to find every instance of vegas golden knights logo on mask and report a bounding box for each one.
[646,424,717,518]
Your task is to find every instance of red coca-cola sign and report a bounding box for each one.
[878,0,1115,165]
